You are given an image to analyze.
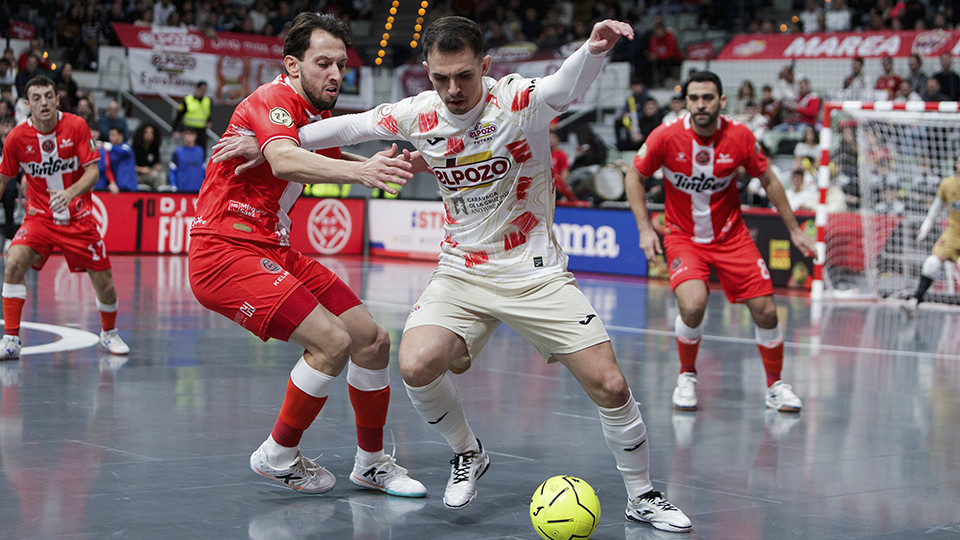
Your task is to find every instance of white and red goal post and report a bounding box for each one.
[814,101,960,301]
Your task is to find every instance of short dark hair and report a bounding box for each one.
[682,70,723,98]
[283,12,352,61]
[421,16,484,60]
[24,75,56,96]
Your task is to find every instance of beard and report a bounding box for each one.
[303,82,338,111]
[691,109,718,129]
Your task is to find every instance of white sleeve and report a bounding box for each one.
[537,43,608,111]
[918,197,945,240]
[298,109,382,151]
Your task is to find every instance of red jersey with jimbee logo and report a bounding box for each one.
[633,113,767,244]
[191,74,341,247]
[0,111,99,225]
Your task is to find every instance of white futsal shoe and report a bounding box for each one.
[765,380,802,412]
[250,444,336,494]
[672,372,698,411]
[625,490,692,532]
[1,335,21,360]
[443,438,490,509]
[350,454,427,497]
[100,329,130,355]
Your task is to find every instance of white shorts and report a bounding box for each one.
[403,268,610,369]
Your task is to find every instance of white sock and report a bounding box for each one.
[598,391,653,499]
[674,314,702,344]
[755,323,783,349]
[404,373,478,454]
[261,435,299,468]
[355,447,384,467]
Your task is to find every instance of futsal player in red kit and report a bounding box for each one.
[626,71,816,413]
[188,13,424,496]
[0,75,129,359]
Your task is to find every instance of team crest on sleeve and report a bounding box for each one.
[269,107,294,127]
[89,139,96,151]
[259,258,283,273]
[637,144,647,159]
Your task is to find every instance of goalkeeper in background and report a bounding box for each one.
[903,154,960,318]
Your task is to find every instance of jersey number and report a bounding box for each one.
[87,240,107,262]
[757,258,771,280]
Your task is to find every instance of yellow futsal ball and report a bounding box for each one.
[530,476,600,540]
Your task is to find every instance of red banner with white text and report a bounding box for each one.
[110,23,373,108]
[718,29,960,61]
[89,192,364,255]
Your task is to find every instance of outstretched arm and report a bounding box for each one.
[625,164,663,262]
[538,20,634,110]
[263,139,410,194]
[212,110,386,175]
[759,167,815,256]
[918,197,945,241]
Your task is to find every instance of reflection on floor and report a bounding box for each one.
[1,255,959,539]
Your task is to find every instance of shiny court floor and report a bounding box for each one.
[1,254,959,540]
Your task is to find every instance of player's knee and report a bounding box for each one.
[398,347,444,387]
[306,327,353,369]
[753,305,778,328]
[356,324,391,366]
[593,372,631,408]
[922,254,943,279]
[677,305,705,327]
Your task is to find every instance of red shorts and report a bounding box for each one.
[663,224,773,303]
[11,215,111,272]
[188,234,361,341]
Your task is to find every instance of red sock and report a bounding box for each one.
[3,297,24,336]
[759,343,784,387]
[676,337,700,374]
[100,310,117,332]
[348,385,389,452]
[271,378,328,448]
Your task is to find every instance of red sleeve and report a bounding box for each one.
[0,130,19,178]
[245,87,304,151]
[739,126,768,178]
[797,94,821,117]
[71,116,99,166]
[632,126,664,177]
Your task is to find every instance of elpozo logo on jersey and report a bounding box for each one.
[432,152,511,190]
[468,121,498,142]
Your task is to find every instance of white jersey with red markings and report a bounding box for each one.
[0,112,99,225]
[633,113,767,244]
[191,74,341,246]
[369,74,565,281]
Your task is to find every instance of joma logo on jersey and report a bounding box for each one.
[670,172,732,193]
[26,155,78,177]
[433,156,510,189]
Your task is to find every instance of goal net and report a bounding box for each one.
[813,101,960,303]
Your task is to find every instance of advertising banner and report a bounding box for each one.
[89,192,364,255]
[367,201,650,277]
[554,206,648,277]
[368,199,445,260]
[718,29,960,61]
[111,23,374,109]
